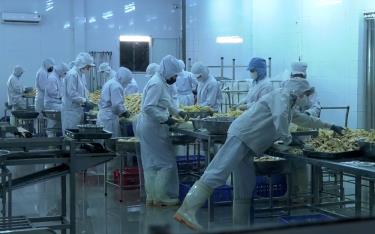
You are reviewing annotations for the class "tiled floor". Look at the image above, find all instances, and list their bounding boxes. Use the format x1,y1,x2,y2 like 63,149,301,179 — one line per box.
11,174,273,234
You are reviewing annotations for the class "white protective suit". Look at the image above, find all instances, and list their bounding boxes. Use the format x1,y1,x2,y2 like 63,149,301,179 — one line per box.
44,63,69,137
61,53,95,132
137,55,182,206
124,78,139,95
35,58,55,113
7,66,26,125
175,79,335,229
238,57,273,110
191,62,222,111
98,62,116,84
176,60,198,106
97,67,131,137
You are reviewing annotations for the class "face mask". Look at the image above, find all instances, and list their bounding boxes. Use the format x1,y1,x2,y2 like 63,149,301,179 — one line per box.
166,76,177,85
250,71,258,80
47,67,53,73
296,95,309,107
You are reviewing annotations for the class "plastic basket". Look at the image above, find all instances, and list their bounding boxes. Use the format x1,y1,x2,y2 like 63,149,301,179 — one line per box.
113,167,140,189
179,182,232,207
278,214,335,224
176,155,205,171
255,175,287,198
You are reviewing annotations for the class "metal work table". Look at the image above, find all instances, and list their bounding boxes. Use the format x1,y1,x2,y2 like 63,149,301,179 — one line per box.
272,149,375,217
0,137,115,234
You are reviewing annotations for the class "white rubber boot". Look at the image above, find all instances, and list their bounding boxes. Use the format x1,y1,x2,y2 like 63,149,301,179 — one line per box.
233,199,252,226
154,169,179,206
174,180,213,230
144,169,157,206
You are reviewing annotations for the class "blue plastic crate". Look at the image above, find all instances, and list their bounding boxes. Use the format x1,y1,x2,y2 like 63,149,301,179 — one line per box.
255,175,287,198
278,214,335,224
176,155,205,171
179,182,232,207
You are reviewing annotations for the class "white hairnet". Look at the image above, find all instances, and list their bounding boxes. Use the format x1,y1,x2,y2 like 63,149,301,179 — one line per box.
74,52,95,69
13,65,24,77
178,60,185,70
55,63,69,77
191,62,209,80
159,55,182,80
42,58,55,70
291,62,308,75
282,78,314,96
116,67,133,85
99,62,111,73
145,63,160,78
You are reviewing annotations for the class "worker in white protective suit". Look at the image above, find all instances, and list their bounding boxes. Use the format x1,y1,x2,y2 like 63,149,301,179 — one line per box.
137,55,186,206
145,63,179,108
61,52,96,133
7,65,26,125
176,60,198,106
281,62,322,199
191,62,223,112
98,62,116,83
123,71,139,96
174,79,345,230
97,67,131,137
35,58,55,113
236,57,273,110
287,62,321,117
44,63,69,137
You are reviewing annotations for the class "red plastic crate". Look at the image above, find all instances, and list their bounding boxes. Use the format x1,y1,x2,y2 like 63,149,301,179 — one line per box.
113,167,140,189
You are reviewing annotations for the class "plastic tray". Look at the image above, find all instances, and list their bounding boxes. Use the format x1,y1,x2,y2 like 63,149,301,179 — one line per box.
64,129,112,140
176,155,205,171
358,141,375,159
303,149,362,159
179,182,232,207
278,214,335,224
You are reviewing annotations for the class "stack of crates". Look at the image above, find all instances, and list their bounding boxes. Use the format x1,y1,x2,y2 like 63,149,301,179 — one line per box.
113,167,140,189
255,175,288,198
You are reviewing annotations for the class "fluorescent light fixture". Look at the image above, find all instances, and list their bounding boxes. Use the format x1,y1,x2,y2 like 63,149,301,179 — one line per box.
63,22,71,29
119,35,151,42
88,17,96,23
102,11,113,20
216,36,244,44
45,0,54,11
317,0,342,6
124,2,136,13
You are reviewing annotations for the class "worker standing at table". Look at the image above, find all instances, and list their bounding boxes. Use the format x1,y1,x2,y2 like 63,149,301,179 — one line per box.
97,67,131,137
61,52,96,133
7,65,26,126
176,60,197,106
137,55,186,206
236,57,273,110
191,62,222,112
174,78,344,230
44,63,69,137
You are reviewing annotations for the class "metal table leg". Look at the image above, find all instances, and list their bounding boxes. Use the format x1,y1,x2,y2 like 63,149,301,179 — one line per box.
70,173,76,234
119,154,124,202
207,137,214,223
369,180,374,217
104,162,108,196
1,167,6,217
61,175,67,234
355,176,362,217
7,169,11,219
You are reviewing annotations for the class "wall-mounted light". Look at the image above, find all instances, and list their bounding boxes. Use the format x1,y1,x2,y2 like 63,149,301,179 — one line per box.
216,36,244,44
119,35,151,42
